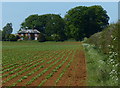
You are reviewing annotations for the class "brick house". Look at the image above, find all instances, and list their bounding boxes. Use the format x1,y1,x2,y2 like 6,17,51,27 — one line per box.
18,29,40,40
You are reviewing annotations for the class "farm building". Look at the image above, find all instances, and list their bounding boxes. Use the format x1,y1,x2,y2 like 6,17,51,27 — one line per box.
18,29,40,40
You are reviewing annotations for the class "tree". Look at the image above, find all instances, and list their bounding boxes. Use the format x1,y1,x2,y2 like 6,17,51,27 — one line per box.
45,14,66,41
9,34,18,41
21,14,39,29
38,33,46,42
84,5,109,37
21,14,67,41
64,5,109,40
2,23,13,40
51,34,60,42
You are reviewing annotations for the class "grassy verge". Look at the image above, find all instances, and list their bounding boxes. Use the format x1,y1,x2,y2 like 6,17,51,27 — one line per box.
83,43,118,86
83,22,119,86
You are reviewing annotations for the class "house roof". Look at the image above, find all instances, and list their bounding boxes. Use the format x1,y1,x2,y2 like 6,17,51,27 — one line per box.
18,29,40,34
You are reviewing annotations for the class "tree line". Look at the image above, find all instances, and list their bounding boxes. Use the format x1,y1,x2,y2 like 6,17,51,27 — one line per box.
1,5,109,41
1,23,19,41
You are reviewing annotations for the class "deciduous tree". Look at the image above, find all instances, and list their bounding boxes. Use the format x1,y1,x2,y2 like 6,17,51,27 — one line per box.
64,5,109,40
2,23,13,40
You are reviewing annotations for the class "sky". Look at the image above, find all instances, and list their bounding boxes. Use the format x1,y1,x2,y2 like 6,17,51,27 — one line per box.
1,2,119,34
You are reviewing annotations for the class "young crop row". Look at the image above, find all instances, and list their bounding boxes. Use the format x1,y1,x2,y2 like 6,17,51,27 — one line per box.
2,47,59,66
10,50,68,86
2,50,38,66
2,50,50,69
2,50,54,74
25,50,71,86
3,60,44,84
2,46,46,65
2,50,64,84
38,50,74,86
55,49,76,85
3,49,63,83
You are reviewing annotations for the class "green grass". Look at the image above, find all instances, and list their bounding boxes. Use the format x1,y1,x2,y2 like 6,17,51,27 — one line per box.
83,43,118,86
83,22,119,86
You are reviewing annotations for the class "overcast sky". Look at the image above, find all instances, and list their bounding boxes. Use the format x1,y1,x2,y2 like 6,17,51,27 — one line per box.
2,2,118,34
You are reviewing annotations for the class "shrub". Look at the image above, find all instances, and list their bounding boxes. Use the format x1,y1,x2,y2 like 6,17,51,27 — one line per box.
3,34,10,41
9,34,18,41
45,36,53,41
51,34,60,42
84,21,120,86
83,44,109,86
38,33,46,42
23,36,29,40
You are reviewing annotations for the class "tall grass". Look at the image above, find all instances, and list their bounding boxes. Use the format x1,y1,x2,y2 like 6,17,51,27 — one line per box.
83,44,111,86
83,21,119,86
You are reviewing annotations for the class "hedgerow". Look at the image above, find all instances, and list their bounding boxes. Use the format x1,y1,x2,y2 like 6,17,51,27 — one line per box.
84,21,120,86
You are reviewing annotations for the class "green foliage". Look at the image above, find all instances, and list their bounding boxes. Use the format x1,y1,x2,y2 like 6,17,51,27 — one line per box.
21,14,39,29
83,44,114,86
21,14,66,41
38,33,46,42
3,23,13,34
2,41,83,85
22,76,28,79
20,5,109,41
84,21,120,86
45,36,53,41
3,34,10,41
2,23,13,41
23,36,29,40
86,22,119,56
64,5,109,40
1,23,18,41
51,34,60,42
9,34,18,41
45,14,65,36
46,72,53,79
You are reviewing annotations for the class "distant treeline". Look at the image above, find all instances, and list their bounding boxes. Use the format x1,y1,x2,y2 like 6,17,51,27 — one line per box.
1,5,109,41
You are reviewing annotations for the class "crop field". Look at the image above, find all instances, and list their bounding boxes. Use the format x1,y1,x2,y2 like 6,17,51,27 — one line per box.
2,41,86,86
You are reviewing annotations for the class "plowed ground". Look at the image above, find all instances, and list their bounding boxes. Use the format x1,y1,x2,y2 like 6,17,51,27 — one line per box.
2,42,86,87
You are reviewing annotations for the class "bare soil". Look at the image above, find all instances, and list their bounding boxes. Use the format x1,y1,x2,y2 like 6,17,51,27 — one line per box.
2,43,87,87
2,50,63,86
57,49,86,86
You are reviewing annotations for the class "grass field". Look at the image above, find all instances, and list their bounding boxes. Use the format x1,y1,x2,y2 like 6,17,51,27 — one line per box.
2,41,86,86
